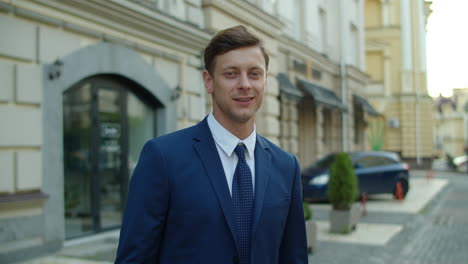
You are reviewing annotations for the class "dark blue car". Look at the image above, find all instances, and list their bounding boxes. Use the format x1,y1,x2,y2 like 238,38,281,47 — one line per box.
302,151,410,201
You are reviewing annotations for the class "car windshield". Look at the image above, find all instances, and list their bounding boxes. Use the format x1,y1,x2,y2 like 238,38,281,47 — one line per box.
310,154,337,169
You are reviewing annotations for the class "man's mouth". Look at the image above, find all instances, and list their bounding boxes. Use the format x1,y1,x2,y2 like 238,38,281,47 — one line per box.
234,97,254,102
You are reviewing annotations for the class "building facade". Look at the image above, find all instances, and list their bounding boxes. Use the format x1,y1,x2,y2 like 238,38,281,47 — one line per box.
0,0,210,262
364,0,434,167
248,0,374,167
0,0,373,262
434,88,468,159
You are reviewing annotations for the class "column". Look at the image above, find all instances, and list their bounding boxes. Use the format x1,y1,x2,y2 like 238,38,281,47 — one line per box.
400,0,413,93
315,105,324,158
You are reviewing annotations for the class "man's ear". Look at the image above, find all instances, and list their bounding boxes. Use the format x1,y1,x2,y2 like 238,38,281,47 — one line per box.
203,70,214,94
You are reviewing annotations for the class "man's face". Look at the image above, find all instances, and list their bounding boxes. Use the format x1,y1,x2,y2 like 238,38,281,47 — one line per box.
203,46,267,128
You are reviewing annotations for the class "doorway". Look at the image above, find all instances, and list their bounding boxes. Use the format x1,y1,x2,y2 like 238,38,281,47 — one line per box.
63,75,157,239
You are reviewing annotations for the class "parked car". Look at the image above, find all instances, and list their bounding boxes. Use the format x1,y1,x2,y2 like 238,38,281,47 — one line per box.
302,151,410,201
453,155,468,172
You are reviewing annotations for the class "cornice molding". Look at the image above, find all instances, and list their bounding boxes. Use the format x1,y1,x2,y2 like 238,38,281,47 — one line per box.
369,94,434,103
365,26,401,39
366,39,391,50
277,36,339,76
27,0,212,55
202,0,283,38
346,65,369,85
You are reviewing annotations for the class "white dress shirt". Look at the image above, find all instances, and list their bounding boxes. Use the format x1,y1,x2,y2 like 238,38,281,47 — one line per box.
207,113,256,196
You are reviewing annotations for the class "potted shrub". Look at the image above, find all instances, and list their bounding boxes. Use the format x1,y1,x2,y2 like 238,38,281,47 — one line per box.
303,202,317,253
327,152,360,234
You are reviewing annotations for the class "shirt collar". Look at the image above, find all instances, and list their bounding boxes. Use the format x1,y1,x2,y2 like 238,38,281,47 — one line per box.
207,112,256,159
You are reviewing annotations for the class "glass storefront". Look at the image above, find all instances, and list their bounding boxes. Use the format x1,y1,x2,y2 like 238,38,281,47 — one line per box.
63,76,156,239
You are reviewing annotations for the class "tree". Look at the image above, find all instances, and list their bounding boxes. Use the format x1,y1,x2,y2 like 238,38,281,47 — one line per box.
327,152,359,210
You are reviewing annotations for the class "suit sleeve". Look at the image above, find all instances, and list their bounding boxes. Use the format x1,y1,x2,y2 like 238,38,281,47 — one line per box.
278,155,308,264
115,140,169,263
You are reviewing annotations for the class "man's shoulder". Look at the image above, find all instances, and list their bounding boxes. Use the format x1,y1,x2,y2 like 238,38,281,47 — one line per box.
151,122,201,146
257,134,295,161
257,134,300,176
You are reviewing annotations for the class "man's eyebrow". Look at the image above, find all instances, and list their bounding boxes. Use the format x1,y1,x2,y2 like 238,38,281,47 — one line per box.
249,66,265,72
221,66,238,71
220,65,265,71
250,66,264,69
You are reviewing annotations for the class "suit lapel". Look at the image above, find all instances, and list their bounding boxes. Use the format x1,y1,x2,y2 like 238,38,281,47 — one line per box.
251,136,272,238
192,119,273,249
192,119,238,250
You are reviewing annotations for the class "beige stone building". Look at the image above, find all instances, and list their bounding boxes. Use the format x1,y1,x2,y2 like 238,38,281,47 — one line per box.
204,0,375,168
1,1,209,262
434,88,468,158
0,0,374,262
364,0,434,167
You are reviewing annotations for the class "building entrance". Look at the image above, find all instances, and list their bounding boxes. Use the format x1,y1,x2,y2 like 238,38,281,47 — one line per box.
63,76,156,238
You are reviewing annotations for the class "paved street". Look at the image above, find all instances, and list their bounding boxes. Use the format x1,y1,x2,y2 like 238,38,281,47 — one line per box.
20,170,468,264
309,170,468,264
392,170,468,264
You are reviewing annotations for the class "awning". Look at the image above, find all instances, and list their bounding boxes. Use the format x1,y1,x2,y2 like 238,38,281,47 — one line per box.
277,73,303,99
353,95,379,116
296,78,347,111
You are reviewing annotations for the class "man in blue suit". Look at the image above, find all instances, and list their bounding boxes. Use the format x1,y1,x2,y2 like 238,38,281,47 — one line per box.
115,25,308,264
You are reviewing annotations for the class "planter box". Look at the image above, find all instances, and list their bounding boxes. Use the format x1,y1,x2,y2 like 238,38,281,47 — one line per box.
305,220,317,253
329,203,360,234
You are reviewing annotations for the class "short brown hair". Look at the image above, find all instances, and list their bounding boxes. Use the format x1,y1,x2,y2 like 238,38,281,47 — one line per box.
203,25,269,75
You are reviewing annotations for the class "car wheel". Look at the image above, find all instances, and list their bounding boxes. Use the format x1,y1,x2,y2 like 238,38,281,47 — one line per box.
393,178,409,199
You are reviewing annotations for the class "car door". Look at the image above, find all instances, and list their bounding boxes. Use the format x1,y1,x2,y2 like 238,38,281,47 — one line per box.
354,156,384,194
377,156,401,192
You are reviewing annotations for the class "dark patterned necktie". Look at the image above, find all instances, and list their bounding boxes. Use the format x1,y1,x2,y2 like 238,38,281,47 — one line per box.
232,144,254,264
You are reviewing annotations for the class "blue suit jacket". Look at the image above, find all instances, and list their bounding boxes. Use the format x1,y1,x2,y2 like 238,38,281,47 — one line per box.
115,118,308,264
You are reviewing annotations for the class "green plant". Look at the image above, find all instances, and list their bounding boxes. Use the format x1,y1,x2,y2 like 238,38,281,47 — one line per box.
341,227,350,234
327,152,359,210
303,202,313,221
368,118,385,151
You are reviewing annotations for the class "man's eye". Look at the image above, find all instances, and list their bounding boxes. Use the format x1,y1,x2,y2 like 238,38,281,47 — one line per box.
224,72,237,78
250,71,262,78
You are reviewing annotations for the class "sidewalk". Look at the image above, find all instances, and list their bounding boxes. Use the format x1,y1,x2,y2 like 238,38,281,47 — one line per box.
308,169,468,264
20,170,462,264
22,257,111,264
308,173,448,247
21,231,119,264
391,170,468,264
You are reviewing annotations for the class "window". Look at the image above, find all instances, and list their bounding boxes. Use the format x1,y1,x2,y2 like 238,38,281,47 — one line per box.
292,0,302,40
349,23,359,66
365,0,382,28
311,153,337,169
63,75,157,238
323,109,332,144
366,51,384,82
355,156,380,168
355,155,397,168
354,103,364,144
319,8,327,53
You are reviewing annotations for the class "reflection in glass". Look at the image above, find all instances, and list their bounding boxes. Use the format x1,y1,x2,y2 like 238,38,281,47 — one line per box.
64,83,93,238
98,88,123,230
127,92,155,178
63,77,156,238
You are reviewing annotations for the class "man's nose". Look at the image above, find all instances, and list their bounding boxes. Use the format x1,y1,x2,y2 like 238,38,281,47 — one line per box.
239,72,251,89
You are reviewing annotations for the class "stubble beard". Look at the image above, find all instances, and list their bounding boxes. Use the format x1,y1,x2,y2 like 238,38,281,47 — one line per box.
213,99,261,127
